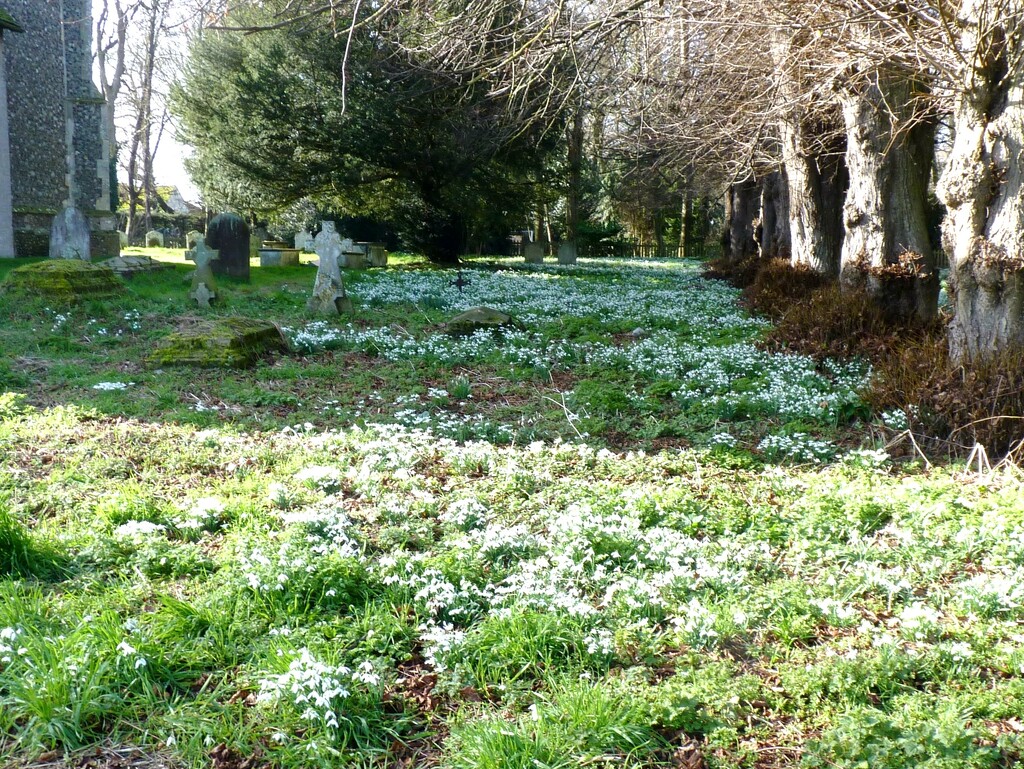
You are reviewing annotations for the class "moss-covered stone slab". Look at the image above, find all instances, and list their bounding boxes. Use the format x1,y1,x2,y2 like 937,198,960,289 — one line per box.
1,259,121,303
101,255,163,277
148,317,288,369
445,306,524,335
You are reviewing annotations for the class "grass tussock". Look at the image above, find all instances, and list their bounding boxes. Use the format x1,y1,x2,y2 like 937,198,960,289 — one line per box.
0,501,66,580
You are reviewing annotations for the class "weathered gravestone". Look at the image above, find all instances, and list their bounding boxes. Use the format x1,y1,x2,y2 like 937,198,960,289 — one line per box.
446,306,524,335
118,231,129,248
523,242,544,264
337,238,365,269
145,230,164,248
186,230,203,248
295,229,311,251
206,212,251,281
366,243,388,267
308,222,352,315
148,317,288,368
186,235,219,309
49,207,91,261
101,254,163,278
557,241,578,265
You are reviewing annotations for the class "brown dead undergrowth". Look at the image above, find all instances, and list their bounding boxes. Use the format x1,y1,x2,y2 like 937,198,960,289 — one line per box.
707,256,1024,458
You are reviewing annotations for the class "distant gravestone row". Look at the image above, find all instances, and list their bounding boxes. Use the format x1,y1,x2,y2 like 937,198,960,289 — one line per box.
523,239,578,265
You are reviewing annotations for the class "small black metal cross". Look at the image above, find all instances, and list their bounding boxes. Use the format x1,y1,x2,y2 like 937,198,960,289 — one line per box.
449,270,471,293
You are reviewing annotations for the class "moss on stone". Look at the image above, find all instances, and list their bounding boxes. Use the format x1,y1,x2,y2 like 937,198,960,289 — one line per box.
0,9,24,33
446,306,524,335
2,259,121,303
148,317,288,369
92,230,121,259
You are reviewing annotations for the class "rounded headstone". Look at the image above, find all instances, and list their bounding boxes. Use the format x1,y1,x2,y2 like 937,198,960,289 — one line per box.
523,242,544,264
145,230,164,248
557,241,578,265
206,213,251,281
49,207,91,261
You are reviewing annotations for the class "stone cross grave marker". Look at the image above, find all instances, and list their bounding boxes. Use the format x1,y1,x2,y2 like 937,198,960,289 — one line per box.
187,235,219,308
308,221,351,314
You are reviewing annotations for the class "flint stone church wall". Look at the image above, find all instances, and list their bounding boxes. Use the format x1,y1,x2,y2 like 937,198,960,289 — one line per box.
3,0,114,257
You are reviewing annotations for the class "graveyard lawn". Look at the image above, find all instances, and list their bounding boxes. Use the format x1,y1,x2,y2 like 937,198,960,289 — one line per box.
1,251,1023,769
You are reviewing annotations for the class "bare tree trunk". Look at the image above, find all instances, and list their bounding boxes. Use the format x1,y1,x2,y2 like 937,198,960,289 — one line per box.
726,178,759,263
566,109,584,243
780,113,846,277
141,5,158,236
534,206,548,253
126,119,143,239
758,170,790,259
937,4,1024,363
680,189,693,258
773,30,846,277
839,72,938,323
95,0,135,215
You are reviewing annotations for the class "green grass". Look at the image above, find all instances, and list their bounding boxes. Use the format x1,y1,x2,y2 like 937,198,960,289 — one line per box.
0,251,1022,768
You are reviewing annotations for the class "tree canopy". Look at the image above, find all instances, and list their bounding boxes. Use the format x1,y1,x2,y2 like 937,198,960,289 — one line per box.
173,1,570,261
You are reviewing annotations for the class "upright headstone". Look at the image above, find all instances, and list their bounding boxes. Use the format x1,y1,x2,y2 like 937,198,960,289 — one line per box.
118,231,129,248
250,225,269,261
186,235,219,309
367,244,388,267
49,207,91,261
186,230,203,248
557,241,578,265
523,242,544,264
145,230,164,248
308,222,351,315
295,228,311,251
206,212,251,281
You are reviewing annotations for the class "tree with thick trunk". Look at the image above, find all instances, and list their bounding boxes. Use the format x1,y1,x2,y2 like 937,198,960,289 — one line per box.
772,30,847,277
778,113,846,277
937,1,1024,362
566,109,585,245
724,177,759,263
757,170,790,260
838,66,938,323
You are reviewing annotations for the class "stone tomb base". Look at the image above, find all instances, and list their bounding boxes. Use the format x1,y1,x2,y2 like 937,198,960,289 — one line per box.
148,317,288,368
258,247,302,267
101,255,163,277
2,259,121,303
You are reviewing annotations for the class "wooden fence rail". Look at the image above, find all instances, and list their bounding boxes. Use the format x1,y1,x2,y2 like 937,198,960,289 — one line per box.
509,241,719,260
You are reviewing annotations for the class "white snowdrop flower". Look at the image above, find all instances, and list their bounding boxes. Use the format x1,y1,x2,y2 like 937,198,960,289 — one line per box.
116,641,137,656
114,521,166,538
92,381,132,391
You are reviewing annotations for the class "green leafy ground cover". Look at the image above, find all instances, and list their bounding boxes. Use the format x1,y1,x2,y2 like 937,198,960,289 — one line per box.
1,252,1022,768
